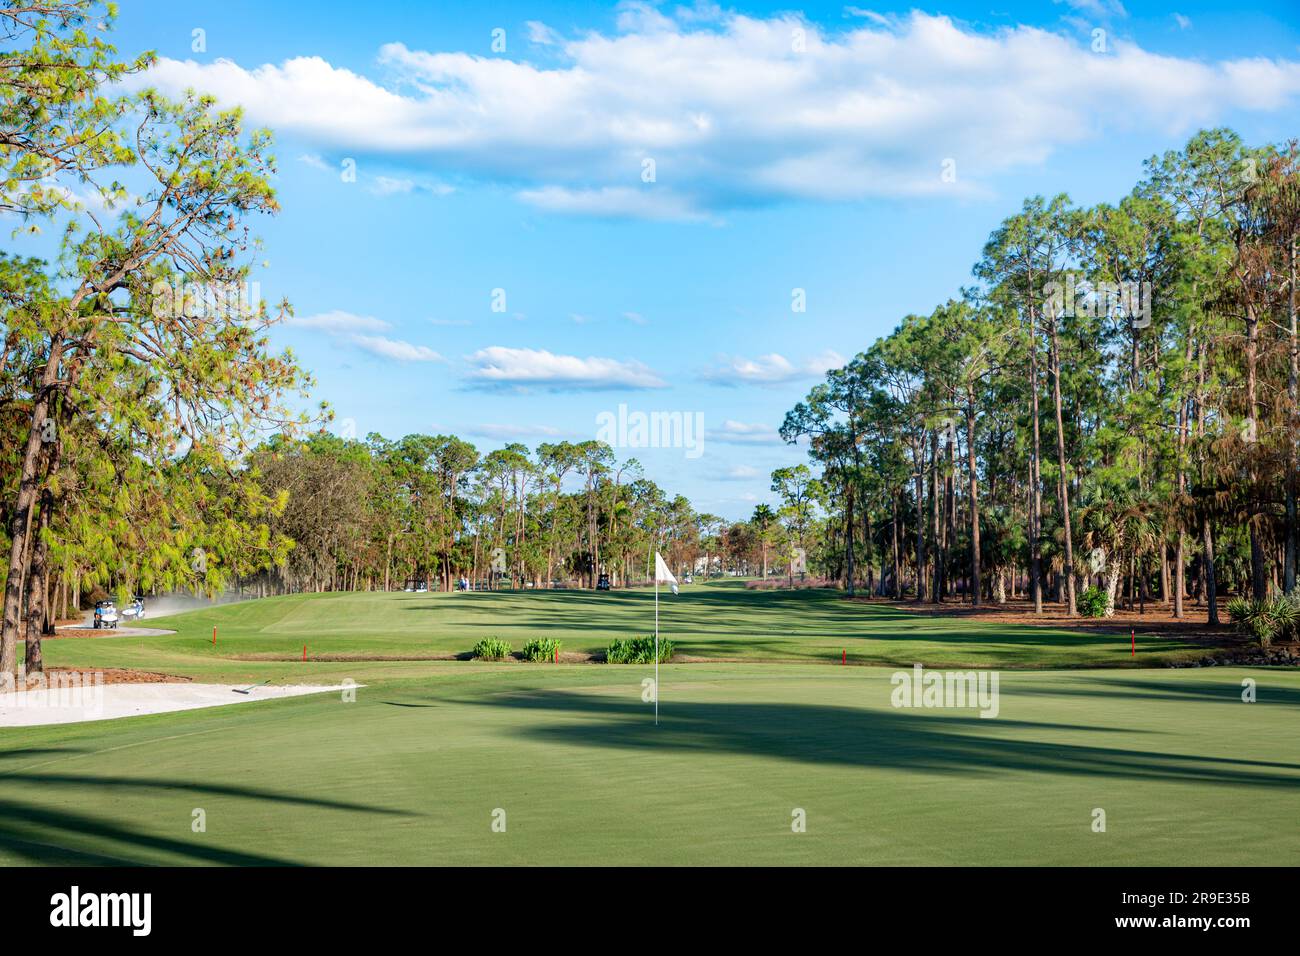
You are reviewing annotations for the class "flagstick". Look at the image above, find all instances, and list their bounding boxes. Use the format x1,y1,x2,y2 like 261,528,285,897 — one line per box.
654,576,660,727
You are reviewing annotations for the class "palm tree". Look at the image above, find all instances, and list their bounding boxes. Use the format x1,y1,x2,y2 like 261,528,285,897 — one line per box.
1078,486,1159,616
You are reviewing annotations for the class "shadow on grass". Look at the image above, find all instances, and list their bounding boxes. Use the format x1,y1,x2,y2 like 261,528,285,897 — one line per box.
0,748,87,762
465,690,1300,790
0,797,299,865
1014,675,1300,707
0,750,414,866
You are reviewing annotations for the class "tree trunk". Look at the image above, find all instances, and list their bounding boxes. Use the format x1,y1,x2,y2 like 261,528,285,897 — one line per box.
1104,560,1121,617
1244,300,1267,601
966,398,982,607
914,442,926,602
1287,235,1298,593
1028,335,1044,614
1202,518,1219,626
1,339,63,681
930,430,941,603
844,484,856,596
23,495,53,676
1048,312,1077,616
944,421,956,600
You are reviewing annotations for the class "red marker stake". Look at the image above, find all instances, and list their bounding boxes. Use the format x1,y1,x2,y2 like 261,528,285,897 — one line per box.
303,644,307,662
212,626,216,646
842,649,846,665
554,647,558,664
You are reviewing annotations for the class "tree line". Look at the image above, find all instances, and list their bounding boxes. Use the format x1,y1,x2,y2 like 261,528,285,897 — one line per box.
782,129,1299,622
238,433,794,596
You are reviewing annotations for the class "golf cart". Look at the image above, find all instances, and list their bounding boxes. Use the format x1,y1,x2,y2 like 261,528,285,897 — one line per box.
93,600,119,629
120,596,145,622
596,573,611,591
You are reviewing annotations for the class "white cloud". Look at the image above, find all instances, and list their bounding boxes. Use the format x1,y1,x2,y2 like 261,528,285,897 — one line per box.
844,7,894,27
467,422,566,440
369,175,414,196
350,334,444,362
707,420,784,444
1056,0,1127,18
1173,13,1192,30
717,464,762,480
289,312,446,363
367,175,455,197
297,153,330,171
517,185,711,223
702,350,844,386
288,310,390,333
134,11,1300,217
465,346,667,391
622,311,647,325
526,21,562,46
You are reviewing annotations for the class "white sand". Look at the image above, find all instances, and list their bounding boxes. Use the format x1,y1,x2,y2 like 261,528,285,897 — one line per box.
0,682,350,727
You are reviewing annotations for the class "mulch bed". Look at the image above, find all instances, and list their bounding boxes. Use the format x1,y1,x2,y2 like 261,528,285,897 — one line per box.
849,596,1238,639
15,667,189,687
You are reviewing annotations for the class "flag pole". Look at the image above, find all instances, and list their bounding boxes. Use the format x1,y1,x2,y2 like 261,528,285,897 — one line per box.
654,575,660,727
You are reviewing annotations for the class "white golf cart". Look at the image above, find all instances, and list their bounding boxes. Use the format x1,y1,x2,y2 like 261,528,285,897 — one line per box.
93,600,119,629
120,596,145,622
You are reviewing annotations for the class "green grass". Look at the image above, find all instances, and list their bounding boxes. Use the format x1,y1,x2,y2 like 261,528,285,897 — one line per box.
1,663,1297,865
3,582,1291,866
29,579,1226,684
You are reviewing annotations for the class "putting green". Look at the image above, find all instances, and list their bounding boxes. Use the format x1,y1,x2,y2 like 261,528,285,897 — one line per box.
0,663,1296,865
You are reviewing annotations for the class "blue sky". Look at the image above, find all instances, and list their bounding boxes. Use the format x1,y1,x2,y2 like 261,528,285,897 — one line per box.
62,2,1300,517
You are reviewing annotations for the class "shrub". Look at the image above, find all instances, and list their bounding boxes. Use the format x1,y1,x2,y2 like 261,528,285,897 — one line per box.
1077,586,1109,619
522,637,562,662
472,637,513,660
606,635,674,664
1227,594,1300,647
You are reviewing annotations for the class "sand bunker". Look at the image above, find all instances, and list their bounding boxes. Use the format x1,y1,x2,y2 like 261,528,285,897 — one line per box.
0,682,350,727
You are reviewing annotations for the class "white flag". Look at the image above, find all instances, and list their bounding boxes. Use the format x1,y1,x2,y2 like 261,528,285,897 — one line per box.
654,552,679,595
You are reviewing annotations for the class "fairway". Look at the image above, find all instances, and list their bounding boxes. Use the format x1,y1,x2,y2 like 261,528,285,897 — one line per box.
2,585,1296,866
27,580,1229,681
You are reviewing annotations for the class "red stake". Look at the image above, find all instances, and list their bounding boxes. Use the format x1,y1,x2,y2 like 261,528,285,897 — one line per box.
303,644,307,662
212,626,216,646
554,647,558,664
842,649,846,665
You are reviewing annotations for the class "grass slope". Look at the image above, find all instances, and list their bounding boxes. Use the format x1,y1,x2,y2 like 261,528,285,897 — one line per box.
1,663,1297,865
31,580,1224,683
